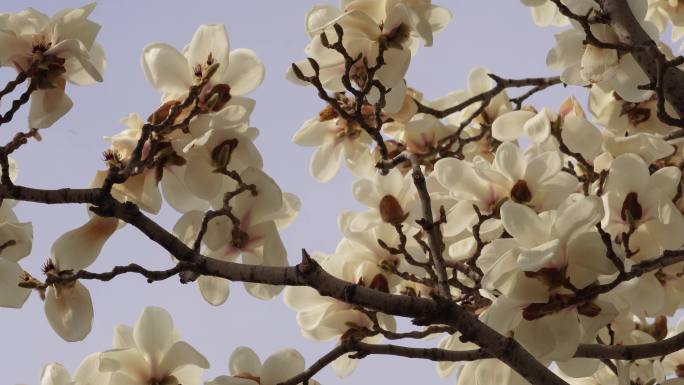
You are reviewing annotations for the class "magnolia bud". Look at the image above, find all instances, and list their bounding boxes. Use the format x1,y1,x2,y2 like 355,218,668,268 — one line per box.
379,195,406,224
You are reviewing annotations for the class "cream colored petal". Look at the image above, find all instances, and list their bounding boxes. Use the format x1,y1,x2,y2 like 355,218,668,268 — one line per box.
44,282,93,342
51,216,118,271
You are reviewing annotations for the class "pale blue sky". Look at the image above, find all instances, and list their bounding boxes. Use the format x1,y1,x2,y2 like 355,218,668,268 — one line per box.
0,1,574,384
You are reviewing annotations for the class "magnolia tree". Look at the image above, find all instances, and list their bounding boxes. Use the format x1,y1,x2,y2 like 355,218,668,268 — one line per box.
6,1,684,385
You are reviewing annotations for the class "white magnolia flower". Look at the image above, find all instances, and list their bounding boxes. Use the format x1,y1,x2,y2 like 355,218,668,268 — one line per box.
0,3,105,128
179,123,262,201
44,215,118,341
601,154,684,257
289,2,419,112
142,24,264,121
18,357,111,385
435,142,578,216
546,0,654,102
589,86,679,136
90,113,165,214
99,306,209,385
173,167,290,302
347,167,416,231
293,113,373,182
207,346,321,385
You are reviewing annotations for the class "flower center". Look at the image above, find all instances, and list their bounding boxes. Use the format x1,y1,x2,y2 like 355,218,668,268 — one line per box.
620,192,642,222
510,179,532,203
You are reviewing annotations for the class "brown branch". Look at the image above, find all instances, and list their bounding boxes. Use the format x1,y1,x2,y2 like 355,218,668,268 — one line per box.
279,341,486,385
42,262,191,286
0,82,36,125
0,181,579,385
414,75,562,119
0,71,28,101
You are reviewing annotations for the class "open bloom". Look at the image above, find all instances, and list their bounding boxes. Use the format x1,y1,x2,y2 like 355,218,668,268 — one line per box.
43,215,118,341
207,346,321,385
99,306,209,385
142,24,264,121
601,153,684,258
0,3,105,128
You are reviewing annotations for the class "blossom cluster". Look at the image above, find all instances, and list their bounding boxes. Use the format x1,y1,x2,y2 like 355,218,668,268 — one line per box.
17,306,320,385
4,1,684,385
288,0,684,384
0,5,300,344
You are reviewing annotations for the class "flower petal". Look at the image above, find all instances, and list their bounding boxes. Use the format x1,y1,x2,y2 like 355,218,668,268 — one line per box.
44,282,93,342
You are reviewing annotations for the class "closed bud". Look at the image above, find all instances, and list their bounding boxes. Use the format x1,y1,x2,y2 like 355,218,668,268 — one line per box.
379,194,406,224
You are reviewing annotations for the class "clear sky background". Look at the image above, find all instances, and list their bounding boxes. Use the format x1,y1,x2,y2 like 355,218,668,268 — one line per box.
0,1,577,384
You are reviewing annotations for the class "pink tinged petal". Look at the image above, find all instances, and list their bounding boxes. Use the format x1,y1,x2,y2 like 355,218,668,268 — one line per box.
229,346,262,376
500,201,548,248
260,349,305,385
40,363,72,385
51,216,118,271
184,24,230,73
29,88,73,129
580,44,619,84
0,258,30,308
48,39,102,82
161,165,209,214
495,142,524,181
65,42,106,86
311,139,344,182
236,168,283,222
198,275,230,306
523,108,551,143
222,49,265,96
491,110,534,142
44,281,93,342
159,340,210,375
141,43,192,94
133,306,175,363
561,116,602,160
